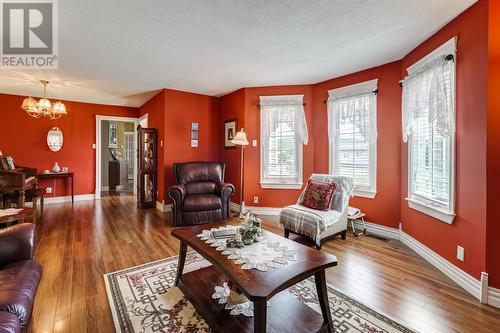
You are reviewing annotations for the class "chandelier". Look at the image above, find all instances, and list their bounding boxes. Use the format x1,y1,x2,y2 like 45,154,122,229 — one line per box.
21,80,67,120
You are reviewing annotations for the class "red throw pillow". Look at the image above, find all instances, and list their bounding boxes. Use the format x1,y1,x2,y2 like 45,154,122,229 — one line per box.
299,179,337,211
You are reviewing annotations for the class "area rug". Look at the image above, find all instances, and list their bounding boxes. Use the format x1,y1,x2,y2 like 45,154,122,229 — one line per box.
104,252,417,333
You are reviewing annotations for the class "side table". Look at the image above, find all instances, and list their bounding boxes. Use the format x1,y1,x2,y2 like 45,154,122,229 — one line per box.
348,212,366,237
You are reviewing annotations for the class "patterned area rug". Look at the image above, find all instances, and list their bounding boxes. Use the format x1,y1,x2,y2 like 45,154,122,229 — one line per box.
104,252,417,333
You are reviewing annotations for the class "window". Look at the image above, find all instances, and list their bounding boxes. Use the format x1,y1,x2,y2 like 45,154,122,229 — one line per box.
403,37,456,224
327,79,378,198
260,95,308,189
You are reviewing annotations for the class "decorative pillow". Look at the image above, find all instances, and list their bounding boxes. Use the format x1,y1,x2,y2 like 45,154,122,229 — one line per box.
299,179,337,211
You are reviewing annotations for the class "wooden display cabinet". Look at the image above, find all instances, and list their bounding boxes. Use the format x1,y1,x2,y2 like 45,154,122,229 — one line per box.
137,126,157,208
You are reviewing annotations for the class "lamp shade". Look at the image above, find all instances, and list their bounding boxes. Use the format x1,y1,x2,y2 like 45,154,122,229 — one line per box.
38,98,52,110
52,101,67,114
231,128,249,146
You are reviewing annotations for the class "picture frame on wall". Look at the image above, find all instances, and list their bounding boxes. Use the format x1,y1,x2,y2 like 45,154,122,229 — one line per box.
224,119,237,148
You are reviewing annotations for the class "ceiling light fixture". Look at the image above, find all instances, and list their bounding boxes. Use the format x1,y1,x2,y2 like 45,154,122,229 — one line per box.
21,80,67,120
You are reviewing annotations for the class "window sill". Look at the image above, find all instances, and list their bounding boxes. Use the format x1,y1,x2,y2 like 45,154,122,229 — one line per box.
405,197,455,224
260,182,303,190
353,189,377,199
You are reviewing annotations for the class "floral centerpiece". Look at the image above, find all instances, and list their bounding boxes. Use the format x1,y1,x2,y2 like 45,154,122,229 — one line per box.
226,212,262,248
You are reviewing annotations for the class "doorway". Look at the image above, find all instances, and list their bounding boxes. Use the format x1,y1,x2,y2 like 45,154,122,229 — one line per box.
95,115,141,199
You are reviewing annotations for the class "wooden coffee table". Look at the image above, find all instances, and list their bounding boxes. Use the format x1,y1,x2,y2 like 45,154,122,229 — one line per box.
171,219,337,333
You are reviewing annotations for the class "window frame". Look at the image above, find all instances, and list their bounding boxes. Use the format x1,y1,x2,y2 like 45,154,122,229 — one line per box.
328,79,378,199
405,37,457,224
259,95,304,189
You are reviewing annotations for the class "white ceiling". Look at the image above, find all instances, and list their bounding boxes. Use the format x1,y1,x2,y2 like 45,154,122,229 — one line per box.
0,0,477,107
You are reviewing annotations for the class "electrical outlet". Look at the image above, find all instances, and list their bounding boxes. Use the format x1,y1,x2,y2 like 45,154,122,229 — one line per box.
253,196,259,204
160,140,163,147
252,139,257,147
92,143,96,149
457,246,465,262
46,187,53,194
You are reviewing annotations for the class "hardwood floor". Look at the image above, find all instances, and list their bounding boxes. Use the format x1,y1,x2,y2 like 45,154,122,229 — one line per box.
29,196,500,333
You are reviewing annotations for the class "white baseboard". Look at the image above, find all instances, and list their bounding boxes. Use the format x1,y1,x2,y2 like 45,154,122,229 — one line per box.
230,202,281,216
156,201,172,212
43,194,95,205
400,231,481,300
488,287,500,308
353,220,400,239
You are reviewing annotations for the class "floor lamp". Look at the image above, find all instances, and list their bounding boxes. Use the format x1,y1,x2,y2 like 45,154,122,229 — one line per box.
231,128,249,218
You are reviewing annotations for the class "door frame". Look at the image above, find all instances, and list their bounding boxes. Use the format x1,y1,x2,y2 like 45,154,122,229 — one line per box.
123,131,135,180
95,115,139,199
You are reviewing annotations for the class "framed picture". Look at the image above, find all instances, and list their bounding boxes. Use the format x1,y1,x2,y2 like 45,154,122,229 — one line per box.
191,122,199,131
224,119,237,148
108,122,118,148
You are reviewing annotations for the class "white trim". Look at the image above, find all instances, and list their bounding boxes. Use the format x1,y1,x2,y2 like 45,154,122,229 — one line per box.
138,113,148,127
95,115,139,200
405,198,455,224
400,231,481,300
481,272,489,303
230,202,282,216
353,189,377,199
328,79,377,196
101,186,109,191
328,78,378,99
353,220,400,239
406,37,457,224
259,94,304,189
156,201,172,212
43,194,95,205
488,287,500,308
406,37,457,75
259,182,303,189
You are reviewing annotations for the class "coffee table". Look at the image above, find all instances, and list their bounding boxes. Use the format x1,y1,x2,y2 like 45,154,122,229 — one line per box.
171,218,337,333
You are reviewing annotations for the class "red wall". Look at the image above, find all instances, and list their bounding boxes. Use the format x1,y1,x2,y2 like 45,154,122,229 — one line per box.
400,0,488,280
163,89,220,200
139,89,220,204
487,0,500,288
219,89,246,204
0,93,138,197
138,90,165,201
312,62,402,228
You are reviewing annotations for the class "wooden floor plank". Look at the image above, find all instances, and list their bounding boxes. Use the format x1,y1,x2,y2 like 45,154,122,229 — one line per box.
27,196,500,333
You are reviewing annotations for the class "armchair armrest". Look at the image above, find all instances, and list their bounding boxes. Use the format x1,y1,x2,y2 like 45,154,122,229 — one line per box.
216,183,235,219
0,223,35,266
168,184,186,204
215,183,235,199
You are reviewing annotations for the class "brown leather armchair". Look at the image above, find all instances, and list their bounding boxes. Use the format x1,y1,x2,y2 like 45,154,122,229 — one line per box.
168,162,235,226
0,223,42,333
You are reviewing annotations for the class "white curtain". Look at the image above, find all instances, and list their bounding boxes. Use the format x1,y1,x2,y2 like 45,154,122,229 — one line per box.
402,56,455,143
259,95,308,145
327,92,377,145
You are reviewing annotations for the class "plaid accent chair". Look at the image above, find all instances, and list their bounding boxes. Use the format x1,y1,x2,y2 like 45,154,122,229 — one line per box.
279,174,353,250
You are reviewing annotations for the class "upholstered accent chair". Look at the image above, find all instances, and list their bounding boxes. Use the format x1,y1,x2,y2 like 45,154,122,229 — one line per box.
168,162,235,226
279,174,353,250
